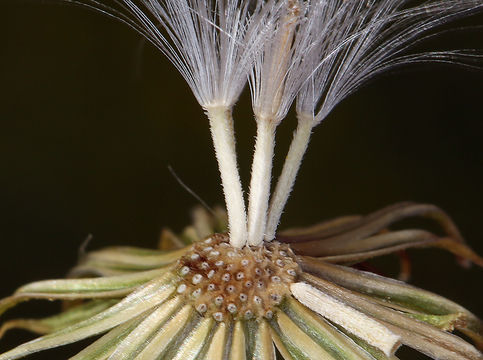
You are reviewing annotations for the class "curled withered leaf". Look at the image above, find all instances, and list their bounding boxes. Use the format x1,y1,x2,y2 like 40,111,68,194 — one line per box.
280,202,465,253
315,238,481,266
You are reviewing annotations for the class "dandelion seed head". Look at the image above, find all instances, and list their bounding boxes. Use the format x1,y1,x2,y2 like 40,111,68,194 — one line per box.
2,0,483,358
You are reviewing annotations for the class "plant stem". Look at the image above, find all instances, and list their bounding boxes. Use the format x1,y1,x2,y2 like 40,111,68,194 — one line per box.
265,114,313,241
206,106,247,248
247,117,276,246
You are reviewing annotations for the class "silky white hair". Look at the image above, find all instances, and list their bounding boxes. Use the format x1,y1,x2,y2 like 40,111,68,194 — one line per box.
296,1,482,123
75,0,286,108
68,0,482,246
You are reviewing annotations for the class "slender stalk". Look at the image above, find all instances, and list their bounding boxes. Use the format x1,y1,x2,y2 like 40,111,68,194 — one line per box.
206,106,247,248
247,118,277,246
265,114,313,241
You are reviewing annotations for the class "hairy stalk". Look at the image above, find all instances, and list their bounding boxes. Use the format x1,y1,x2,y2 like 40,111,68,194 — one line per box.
206,106,247,248
247,118,277,246
266,113,313,241
248,2,301,246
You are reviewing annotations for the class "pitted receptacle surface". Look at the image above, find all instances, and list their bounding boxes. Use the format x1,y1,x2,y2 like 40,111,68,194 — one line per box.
175,234,299,321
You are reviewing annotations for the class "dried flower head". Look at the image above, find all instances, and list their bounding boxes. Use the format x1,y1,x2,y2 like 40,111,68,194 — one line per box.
0,205,482,359
1,0,483,359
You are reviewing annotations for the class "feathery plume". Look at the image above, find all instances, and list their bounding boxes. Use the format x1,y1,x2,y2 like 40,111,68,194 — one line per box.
81,0,284,248
265,0,483,241
247,0,311,246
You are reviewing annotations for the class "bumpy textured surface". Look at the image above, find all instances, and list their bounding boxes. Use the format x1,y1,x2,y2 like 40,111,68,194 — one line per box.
175,234,299,321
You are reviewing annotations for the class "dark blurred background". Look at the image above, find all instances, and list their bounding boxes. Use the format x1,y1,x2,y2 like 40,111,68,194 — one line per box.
1,3,482,359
